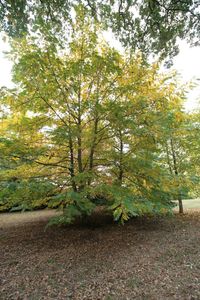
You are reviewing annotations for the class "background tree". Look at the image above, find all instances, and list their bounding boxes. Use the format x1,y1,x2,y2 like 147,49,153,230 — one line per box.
158,100,200,213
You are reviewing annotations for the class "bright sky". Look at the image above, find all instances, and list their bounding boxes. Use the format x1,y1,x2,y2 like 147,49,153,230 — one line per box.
172,40,200,111
0,35,200,111
0,37,13,88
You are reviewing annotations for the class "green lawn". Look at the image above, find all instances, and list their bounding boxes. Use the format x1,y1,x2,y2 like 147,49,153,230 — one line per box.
174,198,200,210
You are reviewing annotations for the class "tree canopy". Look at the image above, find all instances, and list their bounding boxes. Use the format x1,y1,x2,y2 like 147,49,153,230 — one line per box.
1,11,199,224
0,1,200,62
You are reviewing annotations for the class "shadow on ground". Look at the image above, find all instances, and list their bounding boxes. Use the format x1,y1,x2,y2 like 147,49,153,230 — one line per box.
1,210,200,299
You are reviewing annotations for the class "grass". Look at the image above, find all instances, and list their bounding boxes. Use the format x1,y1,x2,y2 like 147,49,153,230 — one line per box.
0,209,60,227
174,198,200,210
0,208,200,299
181,198,200,209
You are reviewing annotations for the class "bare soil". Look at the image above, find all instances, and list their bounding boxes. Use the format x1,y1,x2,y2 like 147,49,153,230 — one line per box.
0,210,200,300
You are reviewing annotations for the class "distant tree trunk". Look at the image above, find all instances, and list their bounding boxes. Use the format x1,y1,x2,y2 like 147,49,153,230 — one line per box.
68,129,77,192
118,129,124,185
77,78,84,191
178,197,184,214
88,115,98,186
88,79,100,186
165,143,173,174
170,138,184,214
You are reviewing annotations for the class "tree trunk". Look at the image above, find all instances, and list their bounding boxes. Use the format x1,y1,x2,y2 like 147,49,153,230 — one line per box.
75,76,85,192
88,116,98,185
170,138,184,214
68,132,77,192
178,198,184,214
88,80,100,186
165,142,173,174
118,130,124,185
67,114,77,192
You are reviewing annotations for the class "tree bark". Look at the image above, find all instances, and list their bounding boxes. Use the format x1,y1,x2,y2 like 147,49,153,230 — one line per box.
68,116,77,192
89,116,98,169
77,82,83,175
178,197,184,214
88,77,100,186
118,129,124,185
68,132,77,192
170,138,184,214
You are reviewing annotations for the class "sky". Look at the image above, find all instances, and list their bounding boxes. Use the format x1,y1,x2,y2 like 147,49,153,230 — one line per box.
0,34,200,111
0,37,13,88
172,40,200,111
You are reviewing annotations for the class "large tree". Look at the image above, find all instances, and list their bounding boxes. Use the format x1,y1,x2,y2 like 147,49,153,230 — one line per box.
1,11,196,223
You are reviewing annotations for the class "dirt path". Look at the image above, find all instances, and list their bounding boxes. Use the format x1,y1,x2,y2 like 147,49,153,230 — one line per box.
1,211,200,299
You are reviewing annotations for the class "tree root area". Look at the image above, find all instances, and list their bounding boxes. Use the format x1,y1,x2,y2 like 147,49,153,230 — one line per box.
1,210,200,299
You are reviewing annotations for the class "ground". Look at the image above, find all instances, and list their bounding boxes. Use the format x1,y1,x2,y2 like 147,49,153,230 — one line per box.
0,202,200,300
